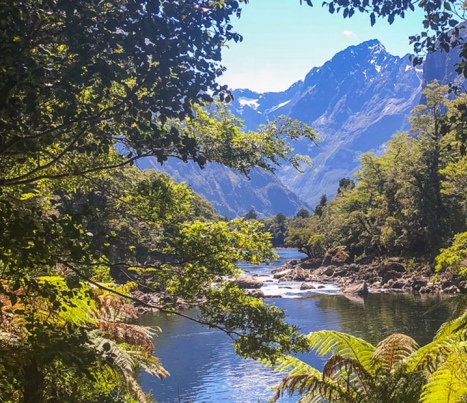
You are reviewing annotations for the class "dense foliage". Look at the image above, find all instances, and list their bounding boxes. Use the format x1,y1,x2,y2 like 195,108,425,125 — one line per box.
269,311,467,403
285,81,467,262
267,81,467,403
0,1,320,401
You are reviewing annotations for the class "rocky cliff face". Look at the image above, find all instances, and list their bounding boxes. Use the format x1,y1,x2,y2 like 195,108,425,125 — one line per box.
231,39,423,206
145,39,463,217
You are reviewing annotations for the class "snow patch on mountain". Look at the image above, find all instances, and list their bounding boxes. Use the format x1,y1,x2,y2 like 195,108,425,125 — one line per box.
238,97,259,110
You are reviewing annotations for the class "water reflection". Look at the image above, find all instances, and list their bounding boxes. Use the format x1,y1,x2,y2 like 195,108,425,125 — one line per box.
310,293,451,346
139,293,451,403
139,250,453,402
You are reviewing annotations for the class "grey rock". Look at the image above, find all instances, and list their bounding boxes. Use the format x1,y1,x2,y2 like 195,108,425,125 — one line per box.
235,276,263,289
343,282,369,296
322,246,351,267
247,289,265,298
443,285,460,294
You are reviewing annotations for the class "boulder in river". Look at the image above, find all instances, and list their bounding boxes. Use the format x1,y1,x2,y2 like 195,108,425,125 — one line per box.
300,258,322,270
378,260,406,275
246,289,265,298
343,281,369,296
235,276,263,289
300,283,316,290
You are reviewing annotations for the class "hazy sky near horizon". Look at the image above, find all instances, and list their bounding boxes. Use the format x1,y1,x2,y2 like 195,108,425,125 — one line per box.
217,1,425,93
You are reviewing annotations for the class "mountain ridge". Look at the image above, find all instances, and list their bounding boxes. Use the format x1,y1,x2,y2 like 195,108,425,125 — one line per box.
230,39,423,207
146,38,460,217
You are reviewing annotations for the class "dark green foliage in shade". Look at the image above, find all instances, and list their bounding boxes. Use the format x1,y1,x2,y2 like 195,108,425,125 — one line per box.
295,208,311,219
285,81,467,261
0,2,322,400
260,213,289,247
314,195,327,217
244,209,258,220
0,0,244,185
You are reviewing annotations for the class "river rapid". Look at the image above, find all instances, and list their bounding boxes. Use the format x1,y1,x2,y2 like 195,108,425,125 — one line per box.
138,250,452,403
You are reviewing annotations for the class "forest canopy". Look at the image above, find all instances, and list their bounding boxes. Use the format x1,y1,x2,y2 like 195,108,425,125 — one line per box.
4,0,467,401
0,1,318,401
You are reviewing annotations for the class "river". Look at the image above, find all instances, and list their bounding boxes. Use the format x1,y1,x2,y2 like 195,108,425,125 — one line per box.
138,250,452,403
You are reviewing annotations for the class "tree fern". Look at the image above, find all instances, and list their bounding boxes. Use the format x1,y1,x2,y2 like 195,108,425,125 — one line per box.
435,308,467,340
372,333,419,370
270,355,321,377
267,331,427,403
266,355,323,401
307,330,376,372
420,342,467,403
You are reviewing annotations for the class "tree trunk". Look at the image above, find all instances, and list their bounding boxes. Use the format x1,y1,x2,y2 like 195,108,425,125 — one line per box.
23,361,44,403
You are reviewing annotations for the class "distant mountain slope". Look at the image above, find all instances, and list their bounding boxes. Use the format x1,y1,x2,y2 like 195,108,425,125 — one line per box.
144,39,466,217
231,39,423,206
137,158,307,218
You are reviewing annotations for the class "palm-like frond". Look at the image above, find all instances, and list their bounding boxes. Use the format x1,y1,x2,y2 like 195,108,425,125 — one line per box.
91,335,167,403
307,330,376,372
274,373,355,403
126,349,169,379
97,321,157,356
323,354,374,396
436,308,467,340
420,341,467,403
372,333,419,370
266,354,323,401
270,355,321,377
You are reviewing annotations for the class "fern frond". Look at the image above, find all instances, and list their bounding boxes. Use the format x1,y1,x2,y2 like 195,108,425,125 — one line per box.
420,344,467,403
274,373,322,402
269,355,322,378
92,336,135,373
323,354,374,396
299,377,355,403
405,335,463,373
126,349,169,379
123,373,148,403
97,321,156,355
265,355,322,402
307,330,376,372
436,309,467,340
372,333,419,370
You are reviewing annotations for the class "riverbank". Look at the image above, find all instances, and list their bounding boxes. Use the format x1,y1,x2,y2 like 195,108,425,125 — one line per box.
132,248,465,314
270,255,466,296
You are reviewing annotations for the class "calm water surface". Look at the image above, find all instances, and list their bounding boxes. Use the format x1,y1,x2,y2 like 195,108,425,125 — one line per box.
138,250,452,403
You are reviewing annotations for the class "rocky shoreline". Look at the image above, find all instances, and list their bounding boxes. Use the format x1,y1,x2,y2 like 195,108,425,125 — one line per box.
238,247,467,298
133,247,466,313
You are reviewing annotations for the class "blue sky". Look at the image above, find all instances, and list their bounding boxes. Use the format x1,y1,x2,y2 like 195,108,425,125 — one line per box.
218,0,425,92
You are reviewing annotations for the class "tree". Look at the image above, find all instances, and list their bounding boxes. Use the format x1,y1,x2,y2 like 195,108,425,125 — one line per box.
269,310,467,402
0,1,323,396
337,178,355,195
244,209,258,220
0,278,168,403
261,213,288,247
285,215,326,258
314,195,327,217
0,0,245,186
295,208,311,219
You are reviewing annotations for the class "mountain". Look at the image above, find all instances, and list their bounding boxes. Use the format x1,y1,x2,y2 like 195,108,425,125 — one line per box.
145,39,426,217
231,39,423,206
136,158,307,218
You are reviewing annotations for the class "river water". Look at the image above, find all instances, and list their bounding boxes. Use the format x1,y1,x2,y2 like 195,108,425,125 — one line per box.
138,250,452,403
